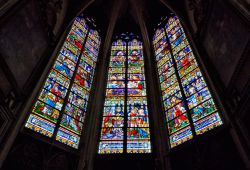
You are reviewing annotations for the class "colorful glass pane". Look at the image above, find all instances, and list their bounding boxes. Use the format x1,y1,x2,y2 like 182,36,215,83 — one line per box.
167,113,190,134
154,15,223,148
32,101,60,123
26,17,100,149
98,36,151,154
103,106,124,116
56,127,80,149
100,128,124,140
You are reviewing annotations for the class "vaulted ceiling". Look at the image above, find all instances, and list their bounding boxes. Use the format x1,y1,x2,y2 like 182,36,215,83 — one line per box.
51,0,195,41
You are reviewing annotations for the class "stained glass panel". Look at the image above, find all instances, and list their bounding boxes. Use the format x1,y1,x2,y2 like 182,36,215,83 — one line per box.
98,36,151,154
153,15,223,148
25,17,101,149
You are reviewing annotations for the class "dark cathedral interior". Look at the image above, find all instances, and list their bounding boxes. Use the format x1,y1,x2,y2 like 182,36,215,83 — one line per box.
0,0,249,170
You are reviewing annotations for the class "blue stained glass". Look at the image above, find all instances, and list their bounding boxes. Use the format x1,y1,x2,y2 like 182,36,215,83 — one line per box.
25,114,56,138
60,47,79,63
57,54,76,71
174,45,191,60
163,91,183,109
98,141,123,154
128,74,145,81
103,106,124,116
108,73,125,81
154,15,223,149
172,34,186,47
56,127,80,149
158,61,175,76
68,92,88,109
101,128,124,140
44,79,68,99
106,89,125,97
127,105,148,117
128,117,149,127
186,87,211,109
88,29,101,44
26,17,100,150
168,113,190,134
183,77,207,97
194,112,222,135
169,28,184,42
102,117,124,128
32,101,60,123
104,97,125,106
47,69,71,88
176,52,195,70
60,114,83,134
71,83,89,99
107,81,125,88
71,24,87,38
80,57,96,69
99,36,151,154
65,102,85,122
53,61,74,78
67,31,84,50
128,88,147,97
172,39,189,55
64,41,81,56
127,128,150,139
38,89,64,110
191,99,217,122
85,42,98,56
162,82,180,99
127,140,151,153
79,60,94,74
169,126,193,148
128,49,143,56
166,102,186,121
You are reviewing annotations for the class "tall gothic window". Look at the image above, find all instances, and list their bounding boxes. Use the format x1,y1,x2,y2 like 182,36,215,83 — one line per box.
25,17,101,149
153,15,223,148
98,33,151,154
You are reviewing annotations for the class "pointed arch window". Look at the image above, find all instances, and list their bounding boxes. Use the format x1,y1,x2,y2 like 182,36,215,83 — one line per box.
98,33,151,154
25,17,101,149
153,16,223,148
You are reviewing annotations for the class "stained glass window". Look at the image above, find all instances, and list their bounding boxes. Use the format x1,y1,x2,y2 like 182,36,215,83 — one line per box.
25,17,101,149
153,15,223,148
98,33,151,154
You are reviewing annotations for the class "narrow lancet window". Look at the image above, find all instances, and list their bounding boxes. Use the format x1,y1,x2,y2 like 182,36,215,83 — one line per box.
153,16,223,148
98,33,151,154
25,17,101,149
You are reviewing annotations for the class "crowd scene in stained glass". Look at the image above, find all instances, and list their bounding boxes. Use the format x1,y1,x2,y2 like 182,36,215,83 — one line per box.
98,35,151,154
153,15,223,148
25,17,101,149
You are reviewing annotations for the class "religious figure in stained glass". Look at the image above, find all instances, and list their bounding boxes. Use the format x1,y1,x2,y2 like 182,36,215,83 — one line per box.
153,15,223,148
25,17,101,149
98,34,151,154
